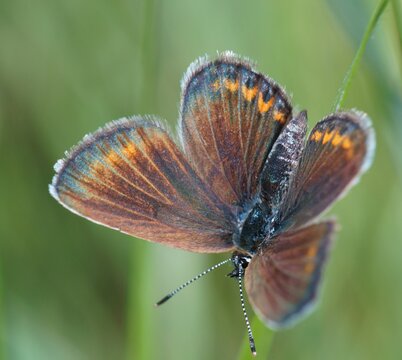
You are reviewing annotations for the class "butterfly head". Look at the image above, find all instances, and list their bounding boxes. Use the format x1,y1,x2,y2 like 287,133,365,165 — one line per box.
227,251,252,278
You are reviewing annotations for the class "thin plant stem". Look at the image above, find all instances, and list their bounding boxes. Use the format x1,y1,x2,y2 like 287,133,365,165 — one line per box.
0,267,4,360
334,0,390,111
391,0,402,78
126,0,158,359
238,1,390,359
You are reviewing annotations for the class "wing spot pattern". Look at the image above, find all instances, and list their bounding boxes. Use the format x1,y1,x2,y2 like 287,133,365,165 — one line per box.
122,143,138,157
304,262,315,274
310,130,323,142
258,92,274,113
224,78,239,92
211,79,220,92
106,150,120,164
273,111,286,124
311,129,353,155
342,137,352,149
242,84,258,101
331,132,343,146
306,245,318,258
322,130,334,144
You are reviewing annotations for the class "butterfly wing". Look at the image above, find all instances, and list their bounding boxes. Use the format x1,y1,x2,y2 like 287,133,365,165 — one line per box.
245,221,336,328
179,52,293,206
274,111,375,233
50,116,237,253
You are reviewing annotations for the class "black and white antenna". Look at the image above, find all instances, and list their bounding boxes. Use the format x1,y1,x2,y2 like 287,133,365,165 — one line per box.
155,258,231,306
238,265,257,356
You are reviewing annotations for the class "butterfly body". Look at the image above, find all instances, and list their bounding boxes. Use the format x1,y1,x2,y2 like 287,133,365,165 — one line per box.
233,199,270,254
234,109,309,255
50,52,375,331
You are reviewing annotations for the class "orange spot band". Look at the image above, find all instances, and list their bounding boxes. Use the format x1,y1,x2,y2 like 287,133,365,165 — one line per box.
331,132,343,146
211,80,220,92
224,79,239,92
258,92,274,113
242,85,258,101
273,111,285,123
311,130,323,142
342,137,352,149
322,130,334,144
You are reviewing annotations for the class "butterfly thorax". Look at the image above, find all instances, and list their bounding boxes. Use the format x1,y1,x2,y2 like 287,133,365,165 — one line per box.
233,201,273,255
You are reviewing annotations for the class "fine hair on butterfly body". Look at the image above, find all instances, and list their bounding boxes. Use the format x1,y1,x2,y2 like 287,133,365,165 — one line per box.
50,51,375,355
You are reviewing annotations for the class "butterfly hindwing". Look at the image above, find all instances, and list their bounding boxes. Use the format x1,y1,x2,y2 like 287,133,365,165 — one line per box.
275,111,375,232
245,221,336,328
179,52,292,206
50,116,236,253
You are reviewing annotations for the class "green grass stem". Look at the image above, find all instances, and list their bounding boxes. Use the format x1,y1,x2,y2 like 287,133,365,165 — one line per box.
0,266,4,360
392,0,402,77
334,0,390,111
126,0,158,359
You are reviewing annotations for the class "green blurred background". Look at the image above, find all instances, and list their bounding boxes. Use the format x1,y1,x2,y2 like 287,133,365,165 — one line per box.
1,0,401,359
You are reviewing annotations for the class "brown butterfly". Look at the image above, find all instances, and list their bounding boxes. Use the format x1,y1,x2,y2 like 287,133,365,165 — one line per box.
50,52,375,355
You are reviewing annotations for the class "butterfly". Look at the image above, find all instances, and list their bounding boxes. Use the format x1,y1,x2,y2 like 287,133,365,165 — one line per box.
49,51,375,355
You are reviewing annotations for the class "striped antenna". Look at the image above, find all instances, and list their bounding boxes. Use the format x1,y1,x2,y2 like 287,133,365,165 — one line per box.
238,265,257,356
155,258,231,307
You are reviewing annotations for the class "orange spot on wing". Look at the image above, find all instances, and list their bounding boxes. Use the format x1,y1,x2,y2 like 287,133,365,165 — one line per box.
211,80,220,92
91,160,103,173
331,132,343,146
304,245,318,274
342,137,354,159
322,130,334,144
122,143,137,158
307,245,318,258
106,151,120,164
273,111,286,123
342,137,352,149
311,130,323,142
224,79,239,92
304,262,315,274
258,92,274,113
242,85,258,101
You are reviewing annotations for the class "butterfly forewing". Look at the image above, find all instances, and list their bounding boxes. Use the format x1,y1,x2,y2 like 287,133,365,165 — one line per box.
245,221,336,328
50,116,236,253
275,111,375,233
180,52,292,206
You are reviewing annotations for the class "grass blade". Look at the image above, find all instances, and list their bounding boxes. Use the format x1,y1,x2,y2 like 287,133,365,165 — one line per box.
0,266,4,360
334,0,390,111
126,0,159,359
392,0,402,76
